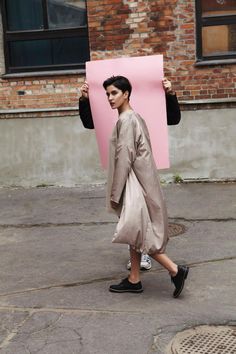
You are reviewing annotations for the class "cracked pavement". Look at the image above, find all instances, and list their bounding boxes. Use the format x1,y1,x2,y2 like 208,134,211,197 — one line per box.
0,183,235,353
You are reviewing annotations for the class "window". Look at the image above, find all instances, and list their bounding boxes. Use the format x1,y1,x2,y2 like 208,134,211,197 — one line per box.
1,0,90,73
196,0,236,63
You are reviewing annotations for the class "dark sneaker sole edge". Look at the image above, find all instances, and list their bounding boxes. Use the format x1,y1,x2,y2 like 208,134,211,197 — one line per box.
140,266,152,271
126,267,152,271
109,288,143,293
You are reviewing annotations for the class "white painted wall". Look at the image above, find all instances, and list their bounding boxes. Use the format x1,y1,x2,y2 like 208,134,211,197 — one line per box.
0,117,105,187
0,108,235,187
163,108,236,181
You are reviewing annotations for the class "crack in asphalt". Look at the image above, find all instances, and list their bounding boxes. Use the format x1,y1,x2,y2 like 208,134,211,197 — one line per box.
0,221,115,229
0,218,235,229
0,306,143,315
0,256,234,298
0,311,32,349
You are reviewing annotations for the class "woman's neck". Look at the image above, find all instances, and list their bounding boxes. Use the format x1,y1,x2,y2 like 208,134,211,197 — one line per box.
118,102,132,114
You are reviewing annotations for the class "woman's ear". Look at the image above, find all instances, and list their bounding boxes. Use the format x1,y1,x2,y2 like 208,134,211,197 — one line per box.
124,91,129,99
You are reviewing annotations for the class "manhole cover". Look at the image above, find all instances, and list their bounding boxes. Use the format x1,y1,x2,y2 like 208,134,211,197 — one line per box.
167,325,236,354
168,223,186,237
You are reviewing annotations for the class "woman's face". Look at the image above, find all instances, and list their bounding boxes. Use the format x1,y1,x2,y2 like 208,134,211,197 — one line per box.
105,84,128,110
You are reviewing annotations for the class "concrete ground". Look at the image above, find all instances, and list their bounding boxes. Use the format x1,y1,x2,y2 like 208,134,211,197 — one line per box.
0,183,235,354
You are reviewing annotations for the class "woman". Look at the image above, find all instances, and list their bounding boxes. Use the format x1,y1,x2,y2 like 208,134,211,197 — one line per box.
104,75,189,298
79,77,181,271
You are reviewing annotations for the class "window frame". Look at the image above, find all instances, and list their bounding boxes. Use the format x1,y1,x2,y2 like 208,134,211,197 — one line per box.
1,0,90,74
195,0,236,64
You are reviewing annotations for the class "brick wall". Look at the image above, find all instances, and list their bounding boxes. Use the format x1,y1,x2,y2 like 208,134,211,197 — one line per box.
0,76,83,114
0,0,236,118
88,0,236,103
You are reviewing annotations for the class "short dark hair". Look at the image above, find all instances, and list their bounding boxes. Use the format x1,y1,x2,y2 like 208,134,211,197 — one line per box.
103,75,132,99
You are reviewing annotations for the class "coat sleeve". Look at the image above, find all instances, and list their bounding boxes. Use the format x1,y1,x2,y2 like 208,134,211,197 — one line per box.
166,93,181,125
110,116,139,204
78,97,94,129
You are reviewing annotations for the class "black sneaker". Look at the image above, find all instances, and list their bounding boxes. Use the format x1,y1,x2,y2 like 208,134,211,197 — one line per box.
109,277,143,293
171,265,189,298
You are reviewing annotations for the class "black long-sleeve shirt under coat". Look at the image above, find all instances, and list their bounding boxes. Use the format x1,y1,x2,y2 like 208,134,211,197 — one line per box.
79,93,181,129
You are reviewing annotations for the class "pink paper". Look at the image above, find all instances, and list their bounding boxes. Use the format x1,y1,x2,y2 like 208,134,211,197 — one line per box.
86,55,169,169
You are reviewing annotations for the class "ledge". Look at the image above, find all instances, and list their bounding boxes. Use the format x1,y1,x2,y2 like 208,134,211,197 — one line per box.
1,98,236,114
1,69,85,79
0,107,78,114
179,98,236,105
195,58,236,66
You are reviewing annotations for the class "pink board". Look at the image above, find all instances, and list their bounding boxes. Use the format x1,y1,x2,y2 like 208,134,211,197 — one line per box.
86,55,169,169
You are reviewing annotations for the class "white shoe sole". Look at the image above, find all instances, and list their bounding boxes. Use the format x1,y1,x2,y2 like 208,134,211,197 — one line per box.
140,264,152,271
127,264,152,271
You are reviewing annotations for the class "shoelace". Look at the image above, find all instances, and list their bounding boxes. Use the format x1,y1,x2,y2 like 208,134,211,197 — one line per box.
141,255,151,263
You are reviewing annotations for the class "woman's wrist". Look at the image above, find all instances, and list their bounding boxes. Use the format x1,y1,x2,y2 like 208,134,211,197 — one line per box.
166,89,176,96
79,96,89,101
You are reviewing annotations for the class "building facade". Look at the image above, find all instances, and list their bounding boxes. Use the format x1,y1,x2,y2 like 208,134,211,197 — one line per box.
0,0,236,186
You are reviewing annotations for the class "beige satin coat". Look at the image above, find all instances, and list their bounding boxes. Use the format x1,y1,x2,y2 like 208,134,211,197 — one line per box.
107,110,169,255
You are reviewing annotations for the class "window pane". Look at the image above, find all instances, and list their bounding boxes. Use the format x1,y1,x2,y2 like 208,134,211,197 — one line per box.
201,0,236,17
52,37,90,64
9,37,89,68
47,0,87,29
202,24,236,56
9,40,51,67
6,0,44,31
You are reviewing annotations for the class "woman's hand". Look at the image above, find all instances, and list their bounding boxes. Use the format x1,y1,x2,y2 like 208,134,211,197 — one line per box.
162,77,175,95
80,81,89,99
